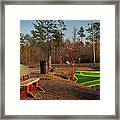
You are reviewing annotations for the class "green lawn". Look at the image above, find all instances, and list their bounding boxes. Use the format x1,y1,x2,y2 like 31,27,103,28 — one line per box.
75,74,99,83
81,71,100,76
82,80,100,86
75,71,100,87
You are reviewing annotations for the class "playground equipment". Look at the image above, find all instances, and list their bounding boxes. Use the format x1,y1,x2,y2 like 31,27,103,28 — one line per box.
64,47,80,81
64,47,100,92
20,64,45,99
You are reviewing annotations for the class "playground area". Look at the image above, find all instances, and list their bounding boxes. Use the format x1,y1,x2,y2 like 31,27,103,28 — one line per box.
20,64,100,100
20,20,100,100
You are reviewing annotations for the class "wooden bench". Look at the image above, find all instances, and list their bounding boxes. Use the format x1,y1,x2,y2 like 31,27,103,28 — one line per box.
20,64,45,99
20,78,39,93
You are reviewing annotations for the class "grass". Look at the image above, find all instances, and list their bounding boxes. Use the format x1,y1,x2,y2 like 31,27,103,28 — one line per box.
75,75,99,83
82,80,100,86
75,71,100,87
81,71,100,76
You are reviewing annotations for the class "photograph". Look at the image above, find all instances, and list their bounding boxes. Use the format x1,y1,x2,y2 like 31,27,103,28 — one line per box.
20,20,100,100
2,1,118,117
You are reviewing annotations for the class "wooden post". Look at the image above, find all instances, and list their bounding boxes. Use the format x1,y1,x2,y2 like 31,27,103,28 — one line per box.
36,81,39,87
25,86,29,93
72,62,74,81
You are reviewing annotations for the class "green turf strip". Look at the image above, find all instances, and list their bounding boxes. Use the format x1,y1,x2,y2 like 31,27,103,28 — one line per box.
75,74,99,79
75,71,100,78
75,73,100,78
77,79,95,83
81,72,100,76
87,84,100,87
83,80,100,86
75,71,100,85
75,73,100,83
75,71,100,74
82,79,100,84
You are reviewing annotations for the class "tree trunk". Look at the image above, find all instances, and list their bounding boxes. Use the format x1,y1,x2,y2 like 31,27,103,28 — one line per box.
93,40,96,64
49,55,52,68
48,42,52,69
92,30,96,64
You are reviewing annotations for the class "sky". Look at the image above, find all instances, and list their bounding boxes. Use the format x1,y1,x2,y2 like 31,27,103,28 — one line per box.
20,20,100,41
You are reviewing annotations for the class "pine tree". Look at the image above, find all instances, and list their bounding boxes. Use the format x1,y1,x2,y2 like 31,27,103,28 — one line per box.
86,21,100,63
77,26,85,42
31,20,66,69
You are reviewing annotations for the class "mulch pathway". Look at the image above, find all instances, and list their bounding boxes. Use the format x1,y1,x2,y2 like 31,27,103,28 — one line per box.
20,72,100,100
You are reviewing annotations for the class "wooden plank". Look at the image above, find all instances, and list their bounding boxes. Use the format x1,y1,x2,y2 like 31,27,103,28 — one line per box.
20,78,40,87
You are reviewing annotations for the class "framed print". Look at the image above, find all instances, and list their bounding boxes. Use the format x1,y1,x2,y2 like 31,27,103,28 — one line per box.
0,0,119,119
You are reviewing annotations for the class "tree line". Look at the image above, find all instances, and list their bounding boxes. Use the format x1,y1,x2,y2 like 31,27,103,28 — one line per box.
20,20,100,67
